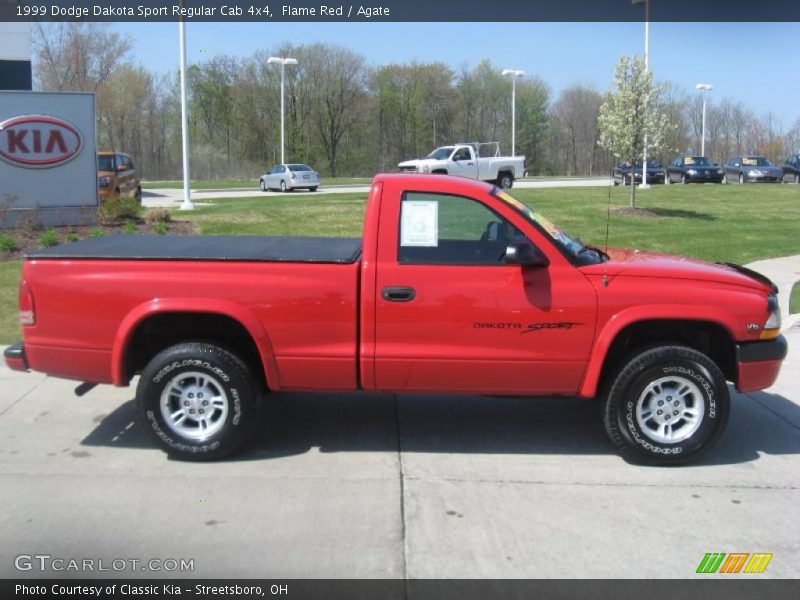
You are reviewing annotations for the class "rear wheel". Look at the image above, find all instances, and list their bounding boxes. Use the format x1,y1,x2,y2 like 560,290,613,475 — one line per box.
681,174,687,184
602,345,729,465
280,180,287,193
260,179,267,192
309,186,318,192
136,342,259,460
497,172,514,189
739,173,745,184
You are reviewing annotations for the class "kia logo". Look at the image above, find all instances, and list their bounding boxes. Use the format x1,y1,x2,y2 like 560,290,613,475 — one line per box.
0,115,83,168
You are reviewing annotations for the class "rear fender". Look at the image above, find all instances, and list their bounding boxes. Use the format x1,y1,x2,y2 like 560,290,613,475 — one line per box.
111,298,280,389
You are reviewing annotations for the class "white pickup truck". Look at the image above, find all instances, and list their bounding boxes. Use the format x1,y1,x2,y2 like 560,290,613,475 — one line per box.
397,142,527,188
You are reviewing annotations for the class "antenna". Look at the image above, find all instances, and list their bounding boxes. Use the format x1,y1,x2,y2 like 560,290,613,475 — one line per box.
603,187,612,287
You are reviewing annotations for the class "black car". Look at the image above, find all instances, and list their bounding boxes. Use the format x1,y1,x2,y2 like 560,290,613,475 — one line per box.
782,154,800,184
665,156,724,184
612,161,665,185
723,155,783,184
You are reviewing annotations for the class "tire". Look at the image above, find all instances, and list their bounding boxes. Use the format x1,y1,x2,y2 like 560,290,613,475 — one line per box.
795,174,799,185
135,186,142,202
136,342,259,461
497,172,514,189
681,174,687,184
114,188,121,196
602,345,730,465
260,179,267,192
739,173,745,184
722,174,727,184
280,180,287,193
309,186,318,192
665,173,671,185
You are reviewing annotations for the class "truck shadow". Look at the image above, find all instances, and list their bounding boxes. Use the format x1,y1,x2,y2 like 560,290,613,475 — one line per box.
81,388,800,466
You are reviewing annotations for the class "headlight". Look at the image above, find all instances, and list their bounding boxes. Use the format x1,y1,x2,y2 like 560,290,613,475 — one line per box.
761,295,781,339
717,169,723,174
748,169,762,177
687,169,697,175
98,176,111,187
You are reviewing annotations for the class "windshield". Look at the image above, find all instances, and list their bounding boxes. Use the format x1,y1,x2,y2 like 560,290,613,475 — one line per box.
742,157,773,167
97,155,114,171
683,156,712,166
492,189,584,257
427,147,454,160
288,164,312,172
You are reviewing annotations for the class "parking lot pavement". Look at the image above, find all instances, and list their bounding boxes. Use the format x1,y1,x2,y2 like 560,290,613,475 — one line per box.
0,324,796,580
141,178,613,207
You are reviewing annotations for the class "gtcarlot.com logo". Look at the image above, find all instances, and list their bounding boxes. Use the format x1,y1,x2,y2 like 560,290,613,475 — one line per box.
696,552,773,574
14,554,195,573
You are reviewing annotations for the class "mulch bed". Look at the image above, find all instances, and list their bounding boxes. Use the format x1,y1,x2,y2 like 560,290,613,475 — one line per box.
0,219,197,262
612,207,661,219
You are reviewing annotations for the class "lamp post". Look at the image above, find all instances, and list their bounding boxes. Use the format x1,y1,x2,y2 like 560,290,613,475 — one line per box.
178,18,192,210
501,69,524,157
695,83,713,156
632,0,650,188
267,56,298,165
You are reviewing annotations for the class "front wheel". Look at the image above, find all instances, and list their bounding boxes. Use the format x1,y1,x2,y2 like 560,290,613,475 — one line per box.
681,174,687,184
260,179,267,192
136,342,259,460
280,180,288,193
602,345,730,465
739,173,745,184
795,173,799,185
309,186,318,192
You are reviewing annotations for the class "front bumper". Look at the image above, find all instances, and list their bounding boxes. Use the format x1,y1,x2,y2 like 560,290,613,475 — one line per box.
735,335,787,392
4,342,29,372
686,174,724,183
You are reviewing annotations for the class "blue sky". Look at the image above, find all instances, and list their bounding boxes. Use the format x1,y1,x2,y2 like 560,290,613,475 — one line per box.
115,21,800,127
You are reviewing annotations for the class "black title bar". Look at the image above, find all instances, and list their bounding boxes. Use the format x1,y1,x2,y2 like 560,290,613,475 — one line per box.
1,0,799,22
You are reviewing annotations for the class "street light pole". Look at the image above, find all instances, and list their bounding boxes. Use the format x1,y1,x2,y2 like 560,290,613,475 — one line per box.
178,18,192,210
268,56,298,165
696,83,713,156
633,0,650,188
501,69,524,157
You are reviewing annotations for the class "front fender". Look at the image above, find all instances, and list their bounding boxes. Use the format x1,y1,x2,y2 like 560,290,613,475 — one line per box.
579,305,738,398
111,298,280,389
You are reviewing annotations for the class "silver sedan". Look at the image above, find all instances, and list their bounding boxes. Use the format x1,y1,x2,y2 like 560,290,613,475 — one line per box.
259,163,321,192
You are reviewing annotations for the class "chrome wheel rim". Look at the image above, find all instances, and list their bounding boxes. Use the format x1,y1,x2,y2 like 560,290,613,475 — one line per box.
160,371,229,441
635,376,705,444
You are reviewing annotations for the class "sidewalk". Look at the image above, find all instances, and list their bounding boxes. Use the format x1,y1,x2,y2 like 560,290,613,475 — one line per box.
745,254,800,330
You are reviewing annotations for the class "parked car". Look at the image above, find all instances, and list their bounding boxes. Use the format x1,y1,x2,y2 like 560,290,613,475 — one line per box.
260,164,320,192
782,154,800,184
397,142,526,189
5,174,786,465
612,161,665,185
97,151,142,202
666,156,724,184
723,155,783,184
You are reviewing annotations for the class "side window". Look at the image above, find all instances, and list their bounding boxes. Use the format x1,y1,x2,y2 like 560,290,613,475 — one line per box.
452,148,471,161
398,192,526,266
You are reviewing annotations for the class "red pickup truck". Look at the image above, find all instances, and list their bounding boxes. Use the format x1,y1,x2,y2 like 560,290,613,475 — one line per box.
4,174,787,464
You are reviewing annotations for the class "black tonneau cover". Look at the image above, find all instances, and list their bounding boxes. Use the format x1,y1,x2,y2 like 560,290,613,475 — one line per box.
26,235,362,264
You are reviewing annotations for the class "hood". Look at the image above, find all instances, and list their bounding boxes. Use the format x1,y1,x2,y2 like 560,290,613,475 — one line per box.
398,159,422,168
584,248,774,292
685,165,721,171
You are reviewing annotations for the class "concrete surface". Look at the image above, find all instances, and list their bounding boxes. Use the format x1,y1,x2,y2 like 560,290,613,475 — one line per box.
142,177,613,207
1,258,798,580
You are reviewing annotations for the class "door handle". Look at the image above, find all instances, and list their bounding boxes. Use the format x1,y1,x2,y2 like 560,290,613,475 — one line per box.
382,286,416,302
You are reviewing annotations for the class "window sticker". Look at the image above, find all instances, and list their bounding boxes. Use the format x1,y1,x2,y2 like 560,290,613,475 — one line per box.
684,156,695,165
401,200,439,247
742,157,757,166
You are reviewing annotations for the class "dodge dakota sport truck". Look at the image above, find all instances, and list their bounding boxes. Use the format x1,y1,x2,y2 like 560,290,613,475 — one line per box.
4,174,787,464
398,143,526,189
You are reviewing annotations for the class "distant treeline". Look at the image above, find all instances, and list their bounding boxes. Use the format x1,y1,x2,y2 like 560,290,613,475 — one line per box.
32,23,800,180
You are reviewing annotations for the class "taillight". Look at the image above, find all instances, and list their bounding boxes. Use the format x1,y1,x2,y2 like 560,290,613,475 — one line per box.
19,280,35,326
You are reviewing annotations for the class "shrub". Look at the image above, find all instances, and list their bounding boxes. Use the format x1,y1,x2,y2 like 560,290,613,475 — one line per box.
0,234,18,252
154,222,168,235
99,195,142,224
89,228,105,238
123,220,137,234
65,233,80,243
39,229,59,248
146,208,172,224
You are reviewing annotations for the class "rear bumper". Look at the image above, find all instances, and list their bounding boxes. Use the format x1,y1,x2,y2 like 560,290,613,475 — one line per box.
288,179,320,189
735,335,787,392
3,342,29,372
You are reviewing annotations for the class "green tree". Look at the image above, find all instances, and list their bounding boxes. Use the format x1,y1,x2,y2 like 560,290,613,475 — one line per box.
598,56,674,208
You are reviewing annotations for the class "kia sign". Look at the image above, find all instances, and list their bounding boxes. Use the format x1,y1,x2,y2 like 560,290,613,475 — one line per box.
0,91,97,228
0,115,83,168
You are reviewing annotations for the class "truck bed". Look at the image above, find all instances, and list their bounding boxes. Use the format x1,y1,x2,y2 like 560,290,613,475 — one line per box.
26,235,363,264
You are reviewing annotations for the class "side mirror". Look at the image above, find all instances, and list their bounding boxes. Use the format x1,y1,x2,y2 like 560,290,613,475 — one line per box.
504,241,549,267
117,164,128,172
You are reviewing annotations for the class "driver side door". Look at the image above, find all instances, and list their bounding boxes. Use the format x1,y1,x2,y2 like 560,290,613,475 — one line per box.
373,191,597,395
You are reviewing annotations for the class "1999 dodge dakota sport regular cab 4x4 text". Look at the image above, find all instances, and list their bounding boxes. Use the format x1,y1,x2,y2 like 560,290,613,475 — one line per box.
4,175,788,464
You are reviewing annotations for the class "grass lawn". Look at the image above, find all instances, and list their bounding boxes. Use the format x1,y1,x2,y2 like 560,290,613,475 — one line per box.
2,183,799,344
143,177,372,190
791,281,800,315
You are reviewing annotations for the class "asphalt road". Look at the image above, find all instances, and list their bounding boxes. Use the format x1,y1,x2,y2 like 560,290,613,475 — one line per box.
1,328,798,579
142,177,613,207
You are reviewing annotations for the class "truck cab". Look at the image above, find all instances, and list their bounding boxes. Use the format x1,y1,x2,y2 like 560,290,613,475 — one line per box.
398,143,526,189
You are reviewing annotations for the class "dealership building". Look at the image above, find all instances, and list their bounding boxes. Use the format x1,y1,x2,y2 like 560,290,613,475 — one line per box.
0,21,32,91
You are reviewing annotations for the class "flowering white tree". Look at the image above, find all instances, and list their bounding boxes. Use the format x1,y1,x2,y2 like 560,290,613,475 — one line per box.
598,56,674,208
